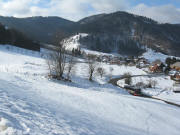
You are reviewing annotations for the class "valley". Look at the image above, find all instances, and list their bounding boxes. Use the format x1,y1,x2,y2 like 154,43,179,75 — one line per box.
0,6,180,135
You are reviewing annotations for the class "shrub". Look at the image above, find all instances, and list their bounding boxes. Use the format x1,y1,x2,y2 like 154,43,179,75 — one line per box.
109,67,114,79
97,67,105,78
123,72,132,85
136,82,146,89
147,79,157,88
122,72,131,78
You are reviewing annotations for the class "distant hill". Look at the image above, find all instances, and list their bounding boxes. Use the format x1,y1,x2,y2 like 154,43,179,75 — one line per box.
76,12,180,56
0,23,40,51
0,16,76,44
0,12,180,56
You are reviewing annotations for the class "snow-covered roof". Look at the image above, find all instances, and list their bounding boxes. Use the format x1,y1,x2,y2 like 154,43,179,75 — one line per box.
171,62,180,68
150,59,162,66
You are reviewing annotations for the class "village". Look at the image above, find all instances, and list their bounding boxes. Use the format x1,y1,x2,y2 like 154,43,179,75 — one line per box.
60,34,180,99
80,51,180,96
110,55,180,96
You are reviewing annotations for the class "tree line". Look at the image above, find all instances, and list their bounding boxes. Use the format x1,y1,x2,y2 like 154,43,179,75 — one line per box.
0,23,40,51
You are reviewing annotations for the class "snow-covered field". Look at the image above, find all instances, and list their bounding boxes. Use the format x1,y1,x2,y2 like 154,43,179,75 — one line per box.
118,75,174,90
117,75,180,104
0,45,180,135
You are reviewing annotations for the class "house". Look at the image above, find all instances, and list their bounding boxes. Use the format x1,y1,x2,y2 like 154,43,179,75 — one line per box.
109,56,121,65
119,60,126,65
174,72,180,81
138,58,148,64
134,57,139,63
113,56,120,61
170,71,180,81
101,55,109,63
169,69,177,76
173,82,180,93
136,58,149,68
110,60,121,65
149,60,164,73
128,62,135,66
170,62,180,71
137,61,149,68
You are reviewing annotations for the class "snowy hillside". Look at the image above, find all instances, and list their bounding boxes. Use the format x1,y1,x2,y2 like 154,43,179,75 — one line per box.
0,45,180,135
64,33,88,51
142,49,168,62
64,33,121,57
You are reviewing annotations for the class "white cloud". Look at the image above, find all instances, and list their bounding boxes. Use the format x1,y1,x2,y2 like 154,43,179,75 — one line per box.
0,0,30,16
129,4,180,24
48,0,128,20
0,0,128,20
90,0,128,13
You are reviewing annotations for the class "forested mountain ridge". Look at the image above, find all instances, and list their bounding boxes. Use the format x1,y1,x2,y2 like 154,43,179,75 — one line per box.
77,12,180,56
0,11,180,56
0,16,75,44
0,23,40,51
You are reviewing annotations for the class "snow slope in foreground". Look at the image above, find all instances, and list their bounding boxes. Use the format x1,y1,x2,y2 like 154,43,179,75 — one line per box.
0,45,180,135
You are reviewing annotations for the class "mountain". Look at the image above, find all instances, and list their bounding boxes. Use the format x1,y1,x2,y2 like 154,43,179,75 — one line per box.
0,23,40,51
0,16,76,44
0,12,180,56
77,12,180,56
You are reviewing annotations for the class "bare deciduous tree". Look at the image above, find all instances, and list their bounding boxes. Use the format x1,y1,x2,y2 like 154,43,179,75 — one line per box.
88,54,96,81
46,40,66,80
109,67,114,79
151,80,157,88
66,56,75,81
97,67,105,78
122,72,132,85
148,79,157,88
46,56,53,75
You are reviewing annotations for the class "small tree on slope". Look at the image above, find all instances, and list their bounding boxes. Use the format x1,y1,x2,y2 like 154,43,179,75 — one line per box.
88,54,96,81
46,40,66,80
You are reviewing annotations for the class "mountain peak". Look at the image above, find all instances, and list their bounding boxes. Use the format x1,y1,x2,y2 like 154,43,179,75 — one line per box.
79,11,157,25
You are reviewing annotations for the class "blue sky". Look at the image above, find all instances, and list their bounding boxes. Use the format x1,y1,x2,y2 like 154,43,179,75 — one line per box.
0,0,180,23
132,0,180,7
34,0,180,8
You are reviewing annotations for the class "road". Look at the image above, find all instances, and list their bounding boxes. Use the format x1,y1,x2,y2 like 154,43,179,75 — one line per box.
109,74,180,108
